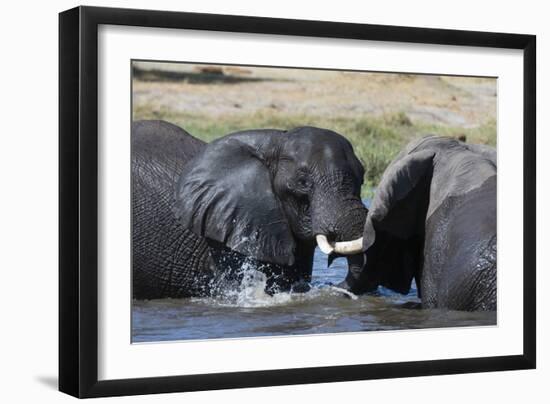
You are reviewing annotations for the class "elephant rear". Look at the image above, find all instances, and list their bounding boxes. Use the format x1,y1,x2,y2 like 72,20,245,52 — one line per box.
422,174,497,311
132,120,214,299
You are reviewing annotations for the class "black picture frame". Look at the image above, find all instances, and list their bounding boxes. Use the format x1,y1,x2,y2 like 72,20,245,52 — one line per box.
59,5,536,398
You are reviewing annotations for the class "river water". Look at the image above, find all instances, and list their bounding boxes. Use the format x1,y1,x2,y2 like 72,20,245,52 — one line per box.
132,251,496,343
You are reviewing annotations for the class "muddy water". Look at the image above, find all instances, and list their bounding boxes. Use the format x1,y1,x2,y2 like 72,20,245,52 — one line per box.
132,250,496,343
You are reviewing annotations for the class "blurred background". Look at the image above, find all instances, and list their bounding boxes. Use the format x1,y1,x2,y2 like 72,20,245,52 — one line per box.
132,61,496,197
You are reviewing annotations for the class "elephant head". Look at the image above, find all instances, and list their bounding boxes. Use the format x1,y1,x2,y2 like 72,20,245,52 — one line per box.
173,126,367,275
341,136,497,311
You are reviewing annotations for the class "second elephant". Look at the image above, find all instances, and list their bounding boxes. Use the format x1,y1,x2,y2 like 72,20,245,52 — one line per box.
341,136,497,311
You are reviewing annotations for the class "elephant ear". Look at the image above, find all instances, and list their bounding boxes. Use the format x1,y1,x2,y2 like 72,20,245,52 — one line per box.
361,149,435,294
364,149,435,249
174,138,296,266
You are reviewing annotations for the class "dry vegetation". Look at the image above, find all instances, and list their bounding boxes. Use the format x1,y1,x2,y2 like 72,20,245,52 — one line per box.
132,62,497,197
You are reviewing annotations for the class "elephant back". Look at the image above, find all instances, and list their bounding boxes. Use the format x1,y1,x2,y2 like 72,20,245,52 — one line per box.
132,120,206,184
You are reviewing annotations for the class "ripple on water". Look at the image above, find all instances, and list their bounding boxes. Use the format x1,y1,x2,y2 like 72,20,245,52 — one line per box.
132,231,496,342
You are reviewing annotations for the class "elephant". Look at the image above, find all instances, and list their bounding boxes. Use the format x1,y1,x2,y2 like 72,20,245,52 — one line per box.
132,120,367,299
339,136,496,311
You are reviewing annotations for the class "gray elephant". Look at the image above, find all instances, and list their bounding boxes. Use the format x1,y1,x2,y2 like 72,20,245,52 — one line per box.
340,136,496,311
132,120,366,300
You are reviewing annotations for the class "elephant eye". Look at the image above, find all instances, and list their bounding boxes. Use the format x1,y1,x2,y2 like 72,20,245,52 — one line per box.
294,173,311,192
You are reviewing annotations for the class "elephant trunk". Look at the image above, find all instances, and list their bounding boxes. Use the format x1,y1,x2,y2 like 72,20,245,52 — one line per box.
311,189,367,256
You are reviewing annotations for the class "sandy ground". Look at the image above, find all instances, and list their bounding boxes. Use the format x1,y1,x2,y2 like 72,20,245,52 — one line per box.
132,61,496,128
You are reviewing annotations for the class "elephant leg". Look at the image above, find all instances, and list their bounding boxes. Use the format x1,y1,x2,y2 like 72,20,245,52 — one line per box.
336,253,366,293
290,241,316,292
414,270,423,299
262,241,315,294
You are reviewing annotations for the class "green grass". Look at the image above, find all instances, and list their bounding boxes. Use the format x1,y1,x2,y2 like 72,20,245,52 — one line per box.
133,104,496,199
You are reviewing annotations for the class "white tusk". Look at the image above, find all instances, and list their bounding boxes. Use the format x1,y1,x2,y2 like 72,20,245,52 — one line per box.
316,235,364,255
316,234,334,255
332,238,364,255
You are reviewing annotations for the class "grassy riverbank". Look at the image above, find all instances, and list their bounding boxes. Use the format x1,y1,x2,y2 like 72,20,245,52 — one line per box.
132,62,497,198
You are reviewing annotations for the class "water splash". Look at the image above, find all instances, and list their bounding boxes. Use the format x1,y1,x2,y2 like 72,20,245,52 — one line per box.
195,255,360,308
205,259,292,308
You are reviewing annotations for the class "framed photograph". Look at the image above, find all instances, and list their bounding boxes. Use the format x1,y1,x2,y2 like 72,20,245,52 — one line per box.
59,6,536,398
